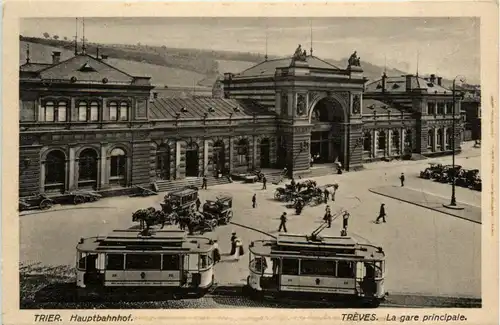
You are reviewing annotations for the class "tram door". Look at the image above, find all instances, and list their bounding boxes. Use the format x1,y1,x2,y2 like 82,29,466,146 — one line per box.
183,254,199,286
356,262,376,297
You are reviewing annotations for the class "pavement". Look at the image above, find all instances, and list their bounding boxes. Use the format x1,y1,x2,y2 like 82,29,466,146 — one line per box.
19,143,482,305
369,186,481,224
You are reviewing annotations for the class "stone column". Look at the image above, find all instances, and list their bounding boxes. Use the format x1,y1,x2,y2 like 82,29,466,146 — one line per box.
228,137,234,173
372,130,377,158
443,128,447,150
203,139,209,176
387,130,392,157
253,136,258,169
40,160,46,194
68,147,76,190
434,128,438,152
175,141,181,179
100,144,108,189
400,128,405,154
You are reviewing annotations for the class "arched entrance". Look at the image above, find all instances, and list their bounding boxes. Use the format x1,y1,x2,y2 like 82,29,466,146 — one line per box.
185,142,199,177
155,143,170,180
212,140,225,176
260,138,271,168
309,97,346,164
235,138,250,170
44,150,66,193
109,148,127,187
78,148,98,189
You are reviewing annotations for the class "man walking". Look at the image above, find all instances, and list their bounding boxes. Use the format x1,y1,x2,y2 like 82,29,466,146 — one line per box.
376,203,386,224
400,173,405,187
252,194,257,208
323,188,329,203
278,212,288,233
262,175,267,190
196,197,201,211
342,211,350,233
202,175,208,190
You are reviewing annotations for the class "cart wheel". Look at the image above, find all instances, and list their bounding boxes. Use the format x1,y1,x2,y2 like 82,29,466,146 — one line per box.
74,195,85,205
39,199,52,210
274,192,280,200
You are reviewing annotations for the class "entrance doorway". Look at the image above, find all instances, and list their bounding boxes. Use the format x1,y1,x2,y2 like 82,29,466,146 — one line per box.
212,140,225,176
310,131,330,163
185,142,199,177
260,138,270,168
155,143,170,180
44,150,66,193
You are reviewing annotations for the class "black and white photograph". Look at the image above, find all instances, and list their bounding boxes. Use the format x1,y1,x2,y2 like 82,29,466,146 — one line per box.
6,4,496,319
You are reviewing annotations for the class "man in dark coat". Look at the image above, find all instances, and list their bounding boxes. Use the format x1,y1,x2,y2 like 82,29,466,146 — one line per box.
196,198,201,211
342,211,350,231
252,194,257,208
376,203,386,223
262,175,267,190
278,212,288,233
400,173,405,187
202,176,208,189
230,232,237,255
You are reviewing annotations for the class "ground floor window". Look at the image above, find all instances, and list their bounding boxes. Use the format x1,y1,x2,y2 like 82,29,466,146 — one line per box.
110,148,127,186
391,130,400,153
235,138,249,168
377,131,386,151
427,130,433,149
78,148,99,189
44,150,66,193
363,131,372,152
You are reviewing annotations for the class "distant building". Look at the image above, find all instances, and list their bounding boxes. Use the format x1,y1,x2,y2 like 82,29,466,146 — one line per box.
456,84,481,141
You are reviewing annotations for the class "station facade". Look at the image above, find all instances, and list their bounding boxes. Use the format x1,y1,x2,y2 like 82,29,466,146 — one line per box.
19,47,464,197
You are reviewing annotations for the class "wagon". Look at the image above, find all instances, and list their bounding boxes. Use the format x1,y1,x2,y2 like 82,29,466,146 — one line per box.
274,185,295,202
161,187,199,214
18,193,55,212
202,196,233,225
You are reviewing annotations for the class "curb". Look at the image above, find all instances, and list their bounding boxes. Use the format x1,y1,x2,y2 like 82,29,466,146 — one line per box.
368,188,481,225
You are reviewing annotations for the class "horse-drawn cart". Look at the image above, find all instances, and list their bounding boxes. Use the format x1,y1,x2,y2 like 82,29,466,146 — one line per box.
19,193,55,212
202,196,233,225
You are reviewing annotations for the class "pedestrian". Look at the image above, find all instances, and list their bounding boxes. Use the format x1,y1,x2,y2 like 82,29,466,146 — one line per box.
262,175,267,190
212,240,221,263
376,203,386,224
323,188,329,203
278,212,288,233
196,197,201,211
234,237,244,260
230,232,237,255
290,178,296,192
202,175,208,189
252,194,257,208
400,173,405,187
332,184,339,202
342,211,350,231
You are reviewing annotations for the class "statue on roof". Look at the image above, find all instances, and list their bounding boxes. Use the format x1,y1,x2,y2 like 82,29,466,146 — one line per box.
292,44,307,62
348,51,361,67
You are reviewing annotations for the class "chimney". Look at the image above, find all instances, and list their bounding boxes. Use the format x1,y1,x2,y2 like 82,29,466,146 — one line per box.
51,51,61,64
406,74,413,92
381,72,387,93
429,74,436,84
437,77,442,86
100,54,109,60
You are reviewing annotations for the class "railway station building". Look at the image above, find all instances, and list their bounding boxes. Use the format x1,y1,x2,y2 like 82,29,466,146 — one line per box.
19,46,464,197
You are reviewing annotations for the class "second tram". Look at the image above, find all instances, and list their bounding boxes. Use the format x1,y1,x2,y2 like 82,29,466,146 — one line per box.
246,224,387,307
75,229,215,299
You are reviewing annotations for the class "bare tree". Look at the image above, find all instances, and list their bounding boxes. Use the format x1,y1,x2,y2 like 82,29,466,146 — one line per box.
43,32,50,39
53,35,59,40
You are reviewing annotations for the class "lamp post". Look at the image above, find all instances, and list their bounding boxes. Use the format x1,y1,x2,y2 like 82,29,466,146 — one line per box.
445,75,465,209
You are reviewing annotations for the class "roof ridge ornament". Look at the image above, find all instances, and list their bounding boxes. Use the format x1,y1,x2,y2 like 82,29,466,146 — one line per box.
348,51,361,67
291,44,307,63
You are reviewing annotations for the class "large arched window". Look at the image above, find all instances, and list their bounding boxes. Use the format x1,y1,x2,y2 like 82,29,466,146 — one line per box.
428,129,433,148
78,148,98,188
78,101,100,122
110,148,127,186
363,131,372,152
437,129,443,150
236,138,249,167
44,150,66,192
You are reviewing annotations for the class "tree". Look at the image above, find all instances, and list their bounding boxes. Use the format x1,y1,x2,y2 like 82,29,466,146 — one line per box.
43,32,50,39
53,35,59,40
63,36,68,41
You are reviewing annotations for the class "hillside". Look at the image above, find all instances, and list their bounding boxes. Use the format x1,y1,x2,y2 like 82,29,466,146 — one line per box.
21,36,453,90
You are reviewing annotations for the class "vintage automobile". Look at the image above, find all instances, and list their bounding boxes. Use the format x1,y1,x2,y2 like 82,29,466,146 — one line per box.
274,184,296,202
435,165,462,183
18,193,56,212
419,163,443,179
161,187,199,214
472,178,482,191
455,169,480,188
202,196,233,225
187,211,219,235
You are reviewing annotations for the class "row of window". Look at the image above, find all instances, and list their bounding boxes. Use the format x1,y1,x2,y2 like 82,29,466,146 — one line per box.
427,102,454,115
363,130,411,152
428,128,453,149
40,100,129,122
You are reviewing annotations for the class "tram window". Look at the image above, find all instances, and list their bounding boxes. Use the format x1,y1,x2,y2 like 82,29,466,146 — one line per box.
107,254,124,270
337,261,355,278
162,255,180,270
300,259,336,276
200,255,208,269
125,254,161,270
281,258,299,275
374,261,383,277
78,252,86,270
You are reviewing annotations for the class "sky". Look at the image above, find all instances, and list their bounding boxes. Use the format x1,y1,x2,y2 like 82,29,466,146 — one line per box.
21,17,480,83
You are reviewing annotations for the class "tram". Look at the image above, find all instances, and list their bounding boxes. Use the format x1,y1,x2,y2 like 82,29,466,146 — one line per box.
246,223,387,307
75,229,216,299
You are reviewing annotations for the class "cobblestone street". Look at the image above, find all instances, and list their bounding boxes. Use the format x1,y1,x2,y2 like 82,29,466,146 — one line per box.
20,145,482,301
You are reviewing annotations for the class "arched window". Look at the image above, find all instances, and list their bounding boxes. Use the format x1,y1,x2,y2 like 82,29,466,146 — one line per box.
78,102,88,121
446,128,453,150
109,102,118,121
363,131,371,151
119,102,129,121
110,148,127,185
90,101,99,121
44,150,66,192
43,101,55,122
78,148,98,187
378,131,386,150
57,101,67,122
437,129,443,150
392,130,400,151
428,129,433,148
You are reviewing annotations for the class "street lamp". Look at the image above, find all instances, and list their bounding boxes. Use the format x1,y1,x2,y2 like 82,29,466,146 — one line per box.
444,75,466,209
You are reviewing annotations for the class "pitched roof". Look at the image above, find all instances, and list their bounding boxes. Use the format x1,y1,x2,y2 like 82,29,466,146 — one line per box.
236,56,340,77
362,98,404,115
20,62,52,72
149,97,276,120
365,75,451,95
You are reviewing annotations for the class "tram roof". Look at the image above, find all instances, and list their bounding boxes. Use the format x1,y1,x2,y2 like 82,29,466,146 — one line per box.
76,229,213,253
250,233,385,260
